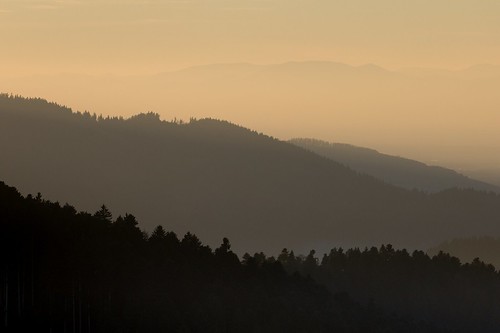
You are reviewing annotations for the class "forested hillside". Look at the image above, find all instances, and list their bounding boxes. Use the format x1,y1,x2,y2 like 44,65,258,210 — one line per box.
2,94,500,254
2,181,500,332
0,180,448,333
290,138,499,193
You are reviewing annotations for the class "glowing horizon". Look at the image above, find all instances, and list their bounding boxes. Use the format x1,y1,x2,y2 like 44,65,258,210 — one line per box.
1,0,499,76
1,0,499,174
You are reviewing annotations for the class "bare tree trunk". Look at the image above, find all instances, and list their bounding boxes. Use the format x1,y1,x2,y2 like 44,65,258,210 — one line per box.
79,281,82,333
87,303,91,333
22,265,25,311
17,270,21,318
4,268,8,328
73,282,76,333
31,245,35,307
64,297,67,333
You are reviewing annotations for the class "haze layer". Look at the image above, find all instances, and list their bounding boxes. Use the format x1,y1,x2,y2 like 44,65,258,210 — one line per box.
1,0,499,173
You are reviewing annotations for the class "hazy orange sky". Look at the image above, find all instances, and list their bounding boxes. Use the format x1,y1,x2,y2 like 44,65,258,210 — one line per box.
1,0,499,76
1,0,500,179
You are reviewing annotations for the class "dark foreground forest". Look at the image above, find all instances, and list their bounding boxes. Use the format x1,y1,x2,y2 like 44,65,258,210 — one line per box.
2,181,500,332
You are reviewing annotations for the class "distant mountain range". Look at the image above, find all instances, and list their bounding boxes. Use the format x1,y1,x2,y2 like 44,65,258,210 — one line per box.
2,94,500,254
290,138,500,193
2,60,499,176
399,64,500,79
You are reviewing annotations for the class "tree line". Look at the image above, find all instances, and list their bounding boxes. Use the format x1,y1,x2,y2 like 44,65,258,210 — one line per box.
0,181,456,333
2,181,500,332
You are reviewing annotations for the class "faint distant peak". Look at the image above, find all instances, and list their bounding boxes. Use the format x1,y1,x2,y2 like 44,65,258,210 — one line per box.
355,63,390,72
183,62,260,71
462,63,499,71
263,60,393,74
275,60,352,68
157,60,395,78
162,62,262,75
397,67,454,77
459,64,500,77
398,64,500,79
153,62,264,81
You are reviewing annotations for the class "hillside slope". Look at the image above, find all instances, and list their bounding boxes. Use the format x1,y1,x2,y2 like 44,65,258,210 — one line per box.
3,180,499,332
428,237,500,269
290,138,500,193
2,94,500,254
3,61,500,172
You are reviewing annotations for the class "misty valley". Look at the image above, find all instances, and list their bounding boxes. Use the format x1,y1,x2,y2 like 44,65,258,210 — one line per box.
2,94,500,332
3,0,500,331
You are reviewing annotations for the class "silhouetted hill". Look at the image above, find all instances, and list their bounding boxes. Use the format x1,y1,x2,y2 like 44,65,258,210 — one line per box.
3,61,500,173
290,138,500,193
3,180,447,333
2,179,498,332
428,237,500,269
463,168,500,188
2,94,500,254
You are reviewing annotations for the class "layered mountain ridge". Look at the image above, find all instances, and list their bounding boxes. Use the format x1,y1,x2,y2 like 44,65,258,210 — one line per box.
290,138,500,193
2,94,500,254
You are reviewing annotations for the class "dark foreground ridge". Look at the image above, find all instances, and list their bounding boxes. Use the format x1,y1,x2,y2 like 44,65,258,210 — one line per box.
2,181,500,332
2,94,500,254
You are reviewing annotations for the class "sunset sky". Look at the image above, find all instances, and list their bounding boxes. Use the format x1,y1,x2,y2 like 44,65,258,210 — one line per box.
1,0,499,75
1,0,500,175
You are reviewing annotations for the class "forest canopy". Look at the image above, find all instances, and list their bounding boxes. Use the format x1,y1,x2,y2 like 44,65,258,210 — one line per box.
1,180,500,332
